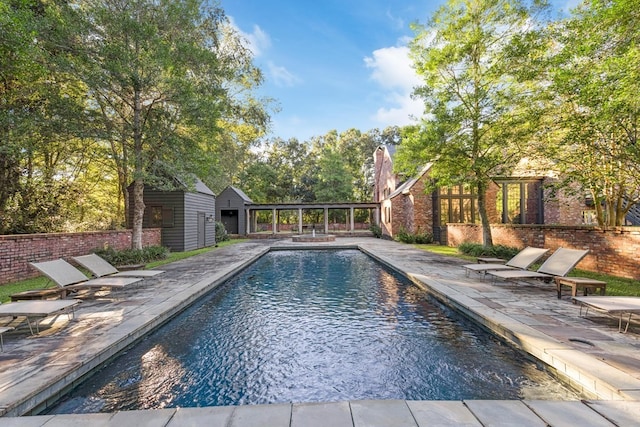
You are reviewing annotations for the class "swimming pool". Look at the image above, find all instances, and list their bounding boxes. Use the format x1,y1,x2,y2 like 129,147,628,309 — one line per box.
48,250,578,413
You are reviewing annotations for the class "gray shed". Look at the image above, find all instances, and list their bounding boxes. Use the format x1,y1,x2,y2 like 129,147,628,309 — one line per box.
215,186,253,235
128,177,216,252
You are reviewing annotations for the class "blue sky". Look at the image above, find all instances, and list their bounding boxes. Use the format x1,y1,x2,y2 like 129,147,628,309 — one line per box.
221,0,578,142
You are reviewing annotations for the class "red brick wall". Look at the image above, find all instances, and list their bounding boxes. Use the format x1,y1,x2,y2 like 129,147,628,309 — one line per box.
0,229,162,285
389,178,434,237
446,224,640,280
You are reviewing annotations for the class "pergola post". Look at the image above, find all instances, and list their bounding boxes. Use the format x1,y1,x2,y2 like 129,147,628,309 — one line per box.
298,208,303,234
350,207,355,232
324,207,329,234
272,208,277,234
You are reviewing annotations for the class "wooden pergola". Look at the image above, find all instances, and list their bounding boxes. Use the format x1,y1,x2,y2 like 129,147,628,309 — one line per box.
245,202,380,235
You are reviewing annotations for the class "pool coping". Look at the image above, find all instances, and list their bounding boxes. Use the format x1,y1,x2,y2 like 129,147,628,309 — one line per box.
0,238,639,423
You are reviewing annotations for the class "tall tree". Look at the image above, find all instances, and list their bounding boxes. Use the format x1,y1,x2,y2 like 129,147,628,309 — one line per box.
0,0,91,233
405,0,549,247
538,0,640,226
78,0,268,248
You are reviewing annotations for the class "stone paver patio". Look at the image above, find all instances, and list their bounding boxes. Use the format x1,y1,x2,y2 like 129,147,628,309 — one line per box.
0,238,639,426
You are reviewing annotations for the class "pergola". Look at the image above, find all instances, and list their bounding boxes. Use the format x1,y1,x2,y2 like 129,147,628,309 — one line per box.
245,202,380,235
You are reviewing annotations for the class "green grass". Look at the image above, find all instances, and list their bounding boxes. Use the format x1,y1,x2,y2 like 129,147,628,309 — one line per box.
414,243,640,297
0,239,248,303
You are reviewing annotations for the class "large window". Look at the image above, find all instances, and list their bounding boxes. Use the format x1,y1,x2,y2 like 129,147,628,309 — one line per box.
439,185,478,225
495,180,542,224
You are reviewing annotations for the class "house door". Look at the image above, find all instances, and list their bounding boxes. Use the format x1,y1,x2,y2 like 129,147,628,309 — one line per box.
197,212,206,248
221,209,239,234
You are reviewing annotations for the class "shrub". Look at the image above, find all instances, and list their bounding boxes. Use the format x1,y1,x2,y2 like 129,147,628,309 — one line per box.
369,223,382,238
395,228,433,244
94,245,169,266
457,242,520,259
215,221,230,242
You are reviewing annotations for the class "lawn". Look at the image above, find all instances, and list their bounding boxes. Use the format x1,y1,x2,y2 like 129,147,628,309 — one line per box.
414,243,640,297
0,239,247,303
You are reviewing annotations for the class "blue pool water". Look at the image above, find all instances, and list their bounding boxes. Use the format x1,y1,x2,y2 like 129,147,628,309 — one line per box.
49,250,577,413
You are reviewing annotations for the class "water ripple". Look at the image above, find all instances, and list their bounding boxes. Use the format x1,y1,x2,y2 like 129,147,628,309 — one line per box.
48,250,579,413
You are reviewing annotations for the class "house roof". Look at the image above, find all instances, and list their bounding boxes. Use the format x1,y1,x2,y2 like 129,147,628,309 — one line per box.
388,164,432,199
194,179,215,196
221,186,253,204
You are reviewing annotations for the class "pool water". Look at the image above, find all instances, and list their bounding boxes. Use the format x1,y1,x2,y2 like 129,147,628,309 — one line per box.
48,250,578,413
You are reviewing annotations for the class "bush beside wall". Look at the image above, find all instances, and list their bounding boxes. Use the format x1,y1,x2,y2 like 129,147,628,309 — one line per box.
446,224,640,280
0,229,162,285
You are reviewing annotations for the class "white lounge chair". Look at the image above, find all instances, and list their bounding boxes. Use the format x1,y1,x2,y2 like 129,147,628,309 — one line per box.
462,247,549,278
487,248,589,283
72,253,164,278
17,260,142,300
0,300,81,335
573,296,640,333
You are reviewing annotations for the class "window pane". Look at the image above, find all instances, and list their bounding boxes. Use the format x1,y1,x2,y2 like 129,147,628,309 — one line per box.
507,183,521,223
496,185,504,223
440,200,449,225
462,198,473,223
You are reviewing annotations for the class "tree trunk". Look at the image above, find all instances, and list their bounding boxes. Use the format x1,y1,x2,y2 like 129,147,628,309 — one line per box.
131,178,145,250
477,181,493,248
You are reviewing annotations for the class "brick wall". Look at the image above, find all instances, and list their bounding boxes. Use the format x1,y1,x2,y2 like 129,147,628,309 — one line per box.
446,224,640,280
0,229,162,285
389,178,434,237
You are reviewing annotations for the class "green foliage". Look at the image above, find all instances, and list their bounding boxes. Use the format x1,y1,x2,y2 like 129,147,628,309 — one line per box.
457,243,520,259
94,246,169,266
395,228,433,244
407,0,550,246
215,221,229,242
369,223,382,238
536,0,640,226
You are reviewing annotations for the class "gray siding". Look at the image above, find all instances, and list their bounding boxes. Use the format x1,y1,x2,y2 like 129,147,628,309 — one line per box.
184,191,216,251
216,187,250,235
128,181,216,252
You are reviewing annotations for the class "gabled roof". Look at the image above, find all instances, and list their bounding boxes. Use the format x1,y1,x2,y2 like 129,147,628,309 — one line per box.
388,164,432,199
194,179,215,196
221,186,253,204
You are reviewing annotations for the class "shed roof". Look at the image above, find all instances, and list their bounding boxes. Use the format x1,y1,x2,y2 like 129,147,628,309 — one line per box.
220,186,253,204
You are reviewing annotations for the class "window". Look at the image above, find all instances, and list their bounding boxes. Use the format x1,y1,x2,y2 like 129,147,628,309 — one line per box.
496,181,542,224
149,206,174,228
438,185,478,225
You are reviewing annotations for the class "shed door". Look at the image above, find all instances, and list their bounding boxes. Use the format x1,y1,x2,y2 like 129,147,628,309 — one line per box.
221,209,239,234
197,212,206,248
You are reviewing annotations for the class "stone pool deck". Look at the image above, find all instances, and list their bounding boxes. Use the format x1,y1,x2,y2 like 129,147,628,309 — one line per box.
0,238,639,426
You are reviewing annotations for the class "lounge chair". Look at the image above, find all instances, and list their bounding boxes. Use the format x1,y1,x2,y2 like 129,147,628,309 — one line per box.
72,253,164,278
14,260,142,300
0,299,81,335
573,296,640,333
487,248,589,283
462,247,549,278
0,326,13,351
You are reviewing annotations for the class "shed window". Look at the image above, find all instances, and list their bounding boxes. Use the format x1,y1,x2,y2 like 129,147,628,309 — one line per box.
150,206,174,228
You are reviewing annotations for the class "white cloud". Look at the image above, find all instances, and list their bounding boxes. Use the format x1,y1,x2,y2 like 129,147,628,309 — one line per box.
228,17,271,57
267,61,302,87
364,45,423,126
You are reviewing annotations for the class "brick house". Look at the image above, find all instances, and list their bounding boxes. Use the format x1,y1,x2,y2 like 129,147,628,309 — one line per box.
373,146,593,242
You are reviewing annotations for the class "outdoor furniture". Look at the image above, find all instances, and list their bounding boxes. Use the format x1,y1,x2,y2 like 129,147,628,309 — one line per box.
476,257,507,264
72,253,164,278
573,296,640,333
0,326,14,351
0,300,81,335
487,248,589,283
462,247,549,278
555,277,606,300
21,259,142,300
11,287,67,302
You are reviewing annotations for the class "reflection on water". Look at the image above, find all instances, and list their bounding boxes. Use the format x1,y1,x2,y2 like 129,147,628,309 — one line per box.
48,250,579,414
